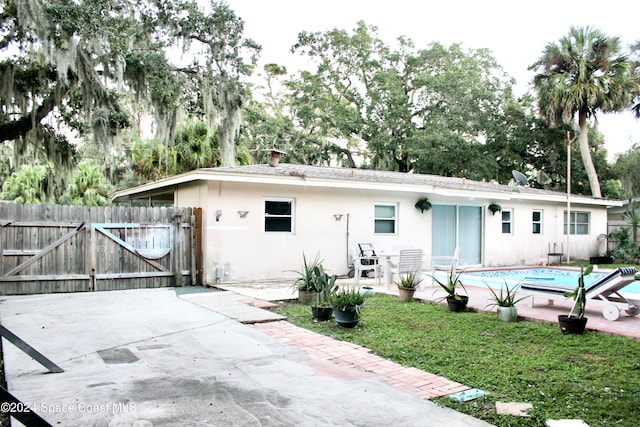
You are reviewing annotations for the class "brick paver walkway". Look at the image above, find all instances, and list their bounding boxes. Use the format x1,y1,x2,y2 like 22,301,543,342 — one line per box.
253,320,469,400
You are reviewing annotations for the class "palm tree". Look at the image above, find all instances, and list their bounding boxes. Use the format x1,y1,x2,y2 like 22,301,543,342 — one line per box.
530,26,637,198
174,121,218,170
60,161,111,206
623,208,640,247
0,164,51,204
632,41,640,119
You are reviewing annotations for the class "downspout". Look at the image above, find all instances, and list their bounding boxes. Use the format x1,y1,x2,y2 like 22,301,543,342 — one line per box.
346,213,351,272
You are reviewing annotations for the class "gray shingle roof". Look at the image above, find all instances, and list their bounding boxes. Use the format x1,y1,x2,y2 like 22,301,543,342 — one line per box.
207,163,567,197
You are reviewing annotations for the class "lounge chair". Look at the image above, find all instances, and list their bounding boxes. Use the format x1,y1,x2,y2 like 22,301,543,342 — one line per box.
520,267,640,321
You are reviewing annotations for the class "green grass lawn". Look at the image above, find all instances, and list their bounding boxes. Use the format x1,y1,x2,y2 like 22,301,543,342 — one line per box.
274,295,640,427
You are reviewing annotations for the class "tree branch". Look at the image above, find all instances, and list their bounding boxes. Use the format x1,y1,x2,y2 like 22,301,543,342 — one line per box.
0,92,57,142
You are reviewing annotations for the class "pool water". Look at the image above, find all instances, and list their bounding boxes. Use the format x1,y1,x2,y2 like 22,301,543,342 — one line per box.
430,267,640,297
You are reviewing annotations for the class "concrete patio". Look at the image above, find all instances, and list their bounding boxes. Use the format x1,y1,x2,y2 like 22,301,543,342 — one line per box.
0,286,492,427
2,276,638,426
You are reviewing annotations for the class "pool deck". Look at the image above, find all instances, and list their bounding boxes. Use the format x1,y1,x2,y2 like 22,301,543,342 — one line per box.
219,276,640,340
454,283,640,339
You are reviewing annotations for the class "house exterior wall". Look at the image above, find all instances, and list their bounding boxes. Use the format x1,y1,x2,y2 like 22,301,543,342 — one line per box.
177,180,433,283
482,201,608,267
173,180,610,284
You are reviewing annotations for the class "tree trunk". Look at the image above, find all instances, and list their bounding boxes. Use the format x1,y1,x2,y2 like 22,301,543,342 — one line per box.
217,80,242,167
578,112,601,198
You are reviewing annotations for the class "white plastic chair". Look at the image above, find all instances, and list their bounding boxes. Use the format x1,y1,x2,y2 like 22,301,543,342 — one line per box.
432,246,460,273
352,243,382,286
388,249,423,288
430,247,459,287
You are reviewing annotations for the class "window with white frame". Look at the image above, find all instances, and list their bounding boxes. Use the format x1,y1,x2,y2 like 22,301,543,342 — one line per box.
374,203,397,234
532,210,542,234
564,211,589,235
501,209,512,234
264,199,294,232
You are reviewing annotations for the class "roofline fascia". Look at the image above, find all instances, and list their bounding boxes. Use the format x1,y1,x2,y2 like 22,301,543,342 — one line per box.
111,170,623,208
424,188,622,207
111,172,206,202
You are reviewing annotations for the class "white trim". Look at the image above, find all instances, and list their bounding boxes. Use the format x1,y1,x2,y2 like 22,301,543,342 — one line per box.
111,168,623,208
565,210,590,235
111,170,439,199
532,209,543,235
374,202,398,235
501,208,513,235
264,198,295,234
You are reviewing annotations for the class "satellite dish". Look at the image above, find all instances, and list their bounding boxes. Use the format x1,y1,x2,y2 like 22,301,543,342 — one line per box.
512,170,529,186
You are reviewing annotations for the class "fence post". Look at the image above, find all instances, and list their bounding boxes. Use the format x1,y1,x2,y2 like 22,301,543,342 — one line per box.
194,208,203,285
172,212,183,287
89,223,96,291
190,212,197,285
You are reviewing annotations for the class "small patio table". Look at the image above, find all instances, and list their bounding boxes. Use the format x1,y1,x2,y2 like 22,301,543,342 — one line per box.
377,251,399,289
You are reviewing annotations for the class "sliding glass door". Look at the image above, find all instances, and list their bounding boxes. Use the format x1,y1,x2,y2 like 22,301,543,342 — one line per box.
432,204,483,266
458,206,482,265
432,205,457,259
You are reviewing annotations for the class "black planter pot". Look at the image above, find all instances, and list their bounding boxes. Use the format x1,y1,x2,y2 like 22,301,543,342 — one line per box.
558,315,588,335
311,306,333,321
446,295,469,312
333,306,360,328
588,256,614,265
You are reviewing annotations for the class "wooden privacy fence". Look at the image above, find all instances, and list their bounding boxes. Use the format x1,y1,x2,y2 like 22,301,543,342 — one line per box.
0,202,202,295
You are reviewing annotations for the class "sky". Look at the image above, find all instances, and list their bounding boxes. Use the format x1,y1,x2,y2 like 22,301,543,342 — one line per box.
224,0,640,161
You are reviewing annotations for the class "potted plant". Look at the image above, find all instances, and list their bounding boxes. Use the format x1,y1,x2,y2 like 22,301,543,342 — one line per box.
328,286,365,328
428,265,469,312
485,280,529,322
558,265,593,334
360,286,376,298
288,253,323,303
488,203,502,216
395,271,422,302
310,264,338,321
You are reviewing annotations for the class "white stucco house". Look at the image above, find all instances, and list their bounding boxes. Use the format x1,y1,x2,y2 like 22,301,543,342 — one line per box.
111,160,622,284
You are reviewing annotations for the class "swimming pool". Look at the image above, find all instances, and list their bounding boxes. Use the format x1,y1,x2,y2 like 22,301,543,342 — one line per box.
430,267,640,297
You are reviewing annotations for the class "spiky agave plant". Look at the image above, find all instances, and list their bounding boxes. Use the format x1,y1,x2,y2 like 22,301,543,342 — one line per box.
565,265,593,318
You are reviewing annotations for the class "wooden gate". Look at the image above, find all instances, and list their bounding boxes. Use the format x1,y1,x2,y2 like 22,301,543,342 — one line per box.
0,202,202,295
